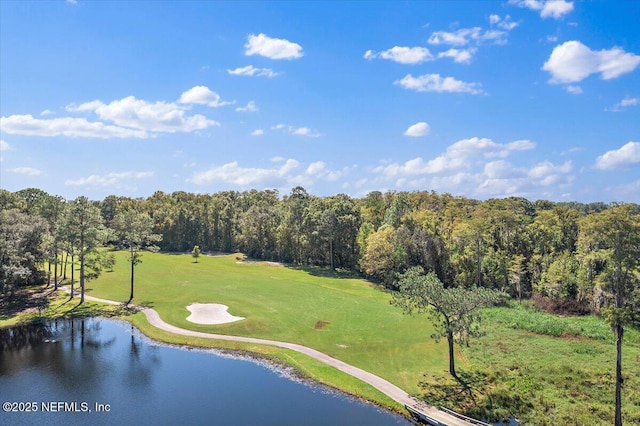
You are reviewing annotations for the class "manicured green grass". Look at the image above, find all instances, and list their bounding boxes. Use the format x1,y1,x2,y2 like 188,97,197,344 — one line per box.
86,251,449,396
5,252,639,424
125,311,405,413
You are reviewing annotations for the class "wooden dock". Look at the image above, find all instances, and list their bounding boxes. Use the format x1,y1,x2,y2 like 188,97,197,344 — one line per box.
404,399,490,426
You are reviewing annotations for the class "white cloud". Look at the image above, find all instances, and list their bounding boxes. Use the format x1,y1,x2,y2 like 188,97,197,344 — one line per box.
540,0,574,18
65,171,154,187
528,160,573,183
620,97,639,107
428,28,479,46
40,109,55,116
608,97,638,112
68,94,219,133
10,167,43,176
370,137,574,198
306,161,326,175
378,137,535,178
244,33,303,60
0,140,10,151
483,160,522,179
364,46,433,64
179,86,234,107
437,48,476,64
595,142,640,170
271,124,321,137
565,85,583,95
189,158,347,189
506,139,536,151
3,90,221,138
0,114,149,138
190,159,301,186
250,129,264,136
543,41,640,83
489,14,519,30
394,73,485,95
428,27,508,46
292,127,320,137
404,122,431,137
236,101,258,112
509,0,574,19
227,65,280,78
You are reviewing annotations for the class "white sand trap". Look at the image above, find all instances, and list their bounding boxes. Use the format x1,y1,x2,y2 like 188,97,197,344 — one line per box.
186,303,245,325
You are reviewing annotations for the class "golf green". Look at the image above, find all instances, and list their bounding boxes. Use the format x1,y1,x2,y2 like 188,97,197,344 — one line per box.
87,251,450,396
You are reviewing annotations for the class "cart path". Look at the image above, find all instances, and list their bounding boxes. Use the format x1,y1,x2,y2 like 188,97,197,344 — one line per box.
63,288,476,426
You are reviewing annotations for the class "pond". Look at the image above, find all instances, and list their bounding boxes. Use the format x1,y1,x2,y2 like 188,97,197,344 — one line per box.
0,318,411,425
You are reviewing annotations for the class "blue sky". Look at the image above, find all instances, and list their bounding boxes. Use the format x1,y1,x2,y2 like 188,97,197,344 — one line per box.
1,0,639,202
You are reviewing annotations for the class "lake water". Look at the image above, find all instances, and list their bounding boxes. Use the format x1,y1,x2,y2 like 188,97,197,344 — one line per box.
0,318,411,426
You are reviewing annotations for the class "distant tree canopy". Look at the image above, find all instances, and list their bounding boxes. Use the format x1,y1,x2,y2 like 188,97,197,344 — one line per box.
2,187,638,317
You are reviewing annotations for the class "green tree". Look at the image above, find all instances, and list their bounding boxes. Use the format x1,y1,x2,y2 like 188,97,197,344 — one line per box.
103,252,116,272
577,205,640,426
58,197,109,304
391,266,503,380
360,226,407,287
509,254,527,302
113,210,162,304
0,209,48,295
278,187,310,263
537,251,579,300
238,190,279,260
191,245,201,263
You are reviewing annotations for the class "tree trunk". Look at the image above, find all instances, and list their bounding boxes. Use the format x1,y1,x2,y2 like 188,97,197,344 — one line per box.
615,324,624,426
53,249,58,290
79,254,85,304
70,255,75,299
63,252,69,280
448,331,457,379
330,239,334,271
128,254,135,304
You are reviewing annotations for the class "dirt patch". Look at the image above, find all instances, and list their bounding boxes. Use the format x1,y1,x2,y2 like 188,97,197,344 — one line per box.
314,320,330,329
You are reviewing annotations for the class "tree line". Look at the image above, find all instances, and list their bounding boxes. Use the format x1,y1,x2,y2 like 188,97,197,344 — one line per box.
1,186,638,424
2,186,638,315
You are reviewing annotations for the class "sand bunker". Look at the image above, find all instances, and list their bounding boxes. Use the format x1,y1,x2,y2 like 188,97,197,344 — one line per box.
186,303,245,325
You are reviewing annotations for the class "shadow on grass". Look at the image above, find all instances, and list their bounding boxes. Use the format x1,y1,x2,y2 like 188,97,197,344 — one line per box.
63,300,139,320
419,370,529,424
419,370,488,408
287,264,364,280
0,287,50,320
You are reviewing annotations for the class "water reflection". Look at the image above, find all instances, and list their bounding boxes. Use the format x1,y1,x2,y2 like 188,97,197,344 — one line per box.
0,319,410,426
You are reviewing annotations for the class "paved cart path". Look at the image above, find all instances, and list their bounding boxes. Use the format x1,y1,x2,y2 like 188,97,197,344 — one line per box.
63,288,478,426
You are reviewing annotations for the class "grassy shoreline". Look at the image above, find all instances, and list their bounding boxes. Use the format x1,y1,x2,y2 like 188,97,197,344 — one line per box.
2,251,639,424
0,284,406,417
